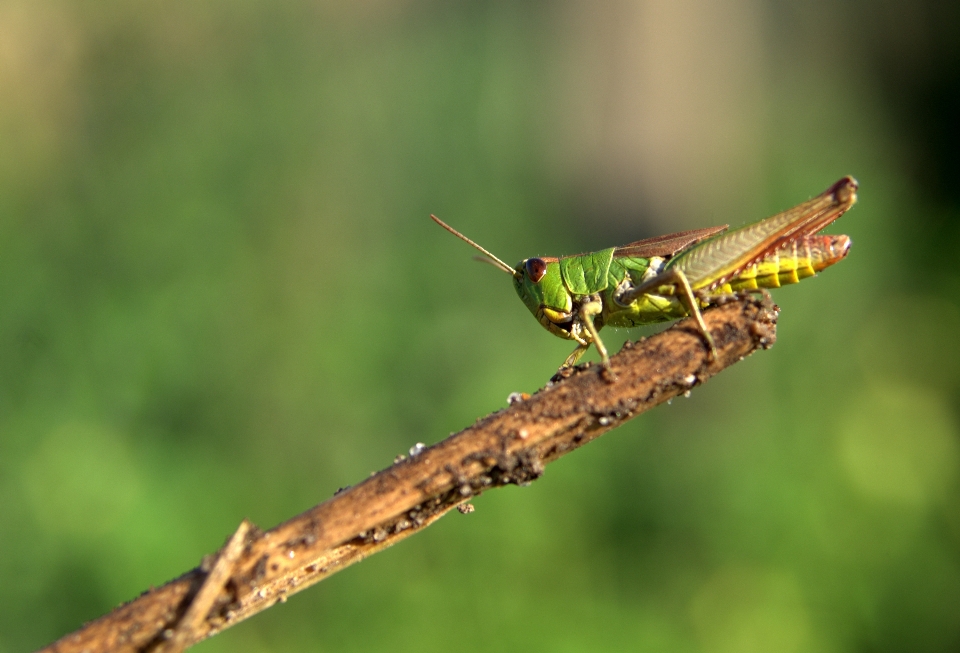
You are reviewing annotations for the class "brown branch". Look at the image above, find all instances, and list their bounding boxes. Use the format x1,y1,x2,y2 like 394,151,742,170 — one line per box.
152,520,252,653
39,297,778,653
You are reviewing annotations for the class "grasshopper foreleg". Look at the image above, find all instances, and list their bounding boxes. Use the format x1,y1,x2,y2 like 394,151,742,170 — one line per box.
556,295,613,377
617,268,719,361
562,343,590,369
579,295,611,370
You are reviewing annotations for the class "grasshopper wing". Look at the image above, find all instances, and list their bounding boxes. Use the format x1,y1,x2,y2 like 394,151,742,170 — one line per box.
668,176,858,290
613,225,729,259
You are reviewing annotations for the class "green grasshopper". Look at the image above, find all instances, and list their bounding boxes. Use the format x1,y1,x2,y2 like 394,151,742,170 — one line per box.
432,176,857,374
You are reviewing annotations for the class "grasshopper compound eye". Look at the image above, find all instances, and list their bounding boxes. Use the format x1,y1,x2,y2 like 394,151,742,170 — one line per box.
525,258,547,283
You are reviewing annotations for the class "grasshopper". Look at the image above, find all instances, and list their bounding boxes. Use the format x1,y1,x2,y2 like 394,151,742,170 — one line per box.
432,176,857,374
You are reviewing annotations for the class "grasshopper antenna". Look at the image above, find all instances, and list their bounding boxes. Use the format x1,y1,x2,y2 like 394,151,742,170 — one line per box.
430,214,517,276
472,255,513,271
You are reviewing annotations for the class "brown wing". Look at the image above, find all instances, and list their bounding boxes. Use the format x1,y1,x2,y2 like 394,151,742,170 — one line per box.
613,225,729,259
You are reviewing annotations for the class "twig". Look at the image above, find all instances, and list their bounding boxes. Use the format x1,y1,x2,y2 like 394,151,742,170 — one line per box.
153,520,252,653
39,297,778,653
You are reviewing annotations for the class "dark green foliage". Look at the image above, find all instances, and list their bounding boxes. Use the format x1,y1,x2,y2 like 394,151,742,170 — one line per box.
2,2,958,652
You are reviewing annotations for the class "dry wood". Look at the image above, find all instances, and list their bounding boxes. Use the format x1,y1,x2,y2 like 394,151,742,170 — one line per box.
40,296,778,653
152,520,252,653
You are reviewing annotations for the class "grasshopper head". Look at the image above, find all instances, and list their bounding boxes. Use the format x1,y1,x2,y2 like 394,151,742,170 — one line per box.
514,257,578,341
430,215,578,341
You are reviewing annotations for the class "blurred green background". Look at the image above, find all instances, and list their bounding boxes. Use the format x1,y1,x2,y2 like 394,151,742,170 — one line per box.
2,1,959,651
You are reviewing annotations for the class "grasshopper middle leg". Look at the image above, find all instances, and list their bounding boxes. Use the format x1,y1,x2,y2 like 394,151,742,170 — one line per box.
617,267,718,360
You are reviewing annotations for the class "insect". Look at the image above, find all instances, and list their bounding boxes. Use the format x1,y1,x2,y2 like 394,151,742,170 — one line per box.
432,176,857,374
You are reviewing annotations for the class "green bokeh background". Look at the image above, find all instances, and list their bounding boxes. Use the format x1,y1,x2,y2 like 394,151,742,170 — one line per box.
3,2,959,651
